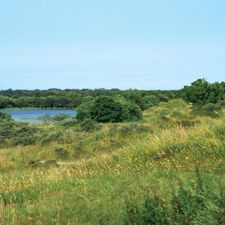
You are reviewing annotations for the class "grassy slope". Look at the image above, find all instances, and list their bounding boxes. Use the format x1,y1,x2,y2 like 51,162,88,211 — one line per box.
0,99,224,225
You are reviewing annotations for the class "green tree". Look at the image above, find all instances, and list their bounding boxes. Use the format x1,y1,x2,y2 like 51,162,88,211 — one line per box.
90,96,125,122
118,98,143,121
0,112,13,122
182,79,225,106
0,96,15,108
143,95,160,109
123,90,145,110
76,96,142,123
76,100,95,121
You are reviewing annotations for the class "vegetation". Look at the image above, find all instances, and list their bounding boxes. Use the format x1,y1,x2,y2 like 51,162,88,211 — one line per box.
0,79,224,224
77,96,142,122
0,112,12,122
0,88,174,109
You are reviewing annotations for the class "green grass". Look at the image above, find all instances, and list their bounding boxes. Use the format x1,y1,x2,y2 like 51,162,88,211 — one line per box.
0,100,224,225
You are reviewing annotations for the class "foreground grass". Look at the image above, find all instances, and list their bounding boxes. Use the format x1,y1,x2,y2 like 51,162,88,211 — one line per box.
0,100,224,224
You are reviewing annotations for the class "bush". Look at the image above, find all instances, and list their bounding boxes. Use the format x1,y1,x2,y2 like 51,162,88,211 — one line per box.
0,124,40,146
123,90,145,110
79,119,101,132
124,196,170,225
143,95,160,109
12,136,36,146
200,103,222,117
76,96,142,123
53,113,70,121
142,196,170,225
119,99,143,122
40,131,63,145
90,96,125,122
171,187,205,224
182,79,225,106
123,171,225,225
76,100,95,121
0,96,15,108
0,112,13,122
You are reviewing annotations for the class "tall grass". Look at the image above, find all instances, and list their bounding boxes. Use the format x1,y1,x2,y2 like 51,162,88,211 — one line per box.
0,100,224,224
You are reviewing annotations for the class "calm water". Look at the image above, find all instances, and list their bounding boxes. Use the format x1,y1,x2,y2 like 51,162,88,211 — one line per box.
0,109,76,122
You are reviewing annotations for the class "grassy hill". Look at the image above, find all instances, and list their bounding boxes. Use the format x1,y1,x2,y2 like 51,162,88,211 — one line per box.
0,99,224,225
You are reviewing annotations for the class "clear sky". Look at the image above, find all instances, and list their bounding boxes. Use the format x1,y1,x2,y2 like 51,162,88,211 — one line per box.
0,0,225,90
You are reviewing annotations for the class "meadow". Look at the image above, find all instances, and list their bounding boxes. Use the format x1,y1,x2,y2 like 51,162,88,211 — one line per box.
0,99,224,225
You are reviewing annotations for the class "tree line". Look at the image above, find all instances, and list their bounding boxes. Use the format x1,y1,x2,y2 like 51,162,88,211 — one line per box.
0,79,225,110
0,79,224,122
0,88,177,109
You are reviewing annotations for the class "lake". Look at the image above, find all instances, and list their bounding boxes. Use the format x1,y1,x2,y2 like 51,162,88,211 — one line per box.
0,109,76,122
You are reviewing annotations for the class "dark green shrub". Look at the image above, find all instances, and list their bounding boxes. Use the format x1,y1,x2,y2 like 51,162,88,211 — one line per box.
53,113,70,121
182,79,225,106
11,126,39,146
123,171,225,225
124,201,142,225
90,96,125,122
171,187,205,224
124,196,170,225
76,100,95,121
41,131,63,144
201,103,222,117
142,196,170,225
120,100,143,121
0,122,14,141
79,119,101,132
77,96,142,123
0,112,13,122
216,191,225,225
12,136,36,146
123,90,145,110
143,95,160,109
0,96,15,108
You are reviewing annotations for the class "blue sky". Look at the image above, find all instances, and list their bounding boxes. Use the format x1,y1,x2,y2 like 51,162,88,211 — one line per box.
0,0,225,90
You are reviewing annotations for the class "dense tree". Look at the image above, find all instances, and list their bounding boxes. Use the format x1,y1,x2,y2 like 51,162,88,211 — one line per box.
182,79,225,106
123,90,145,110
143,95,160,109
76,96,142,123
117,98,143,121
0,79,224,110
76,100,95,121
88,96,125,122
0,96,15,108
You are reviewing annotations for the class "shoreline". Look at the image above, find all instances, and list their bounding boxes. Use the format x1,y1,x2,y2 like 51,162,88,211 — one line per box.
0,108,76,110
